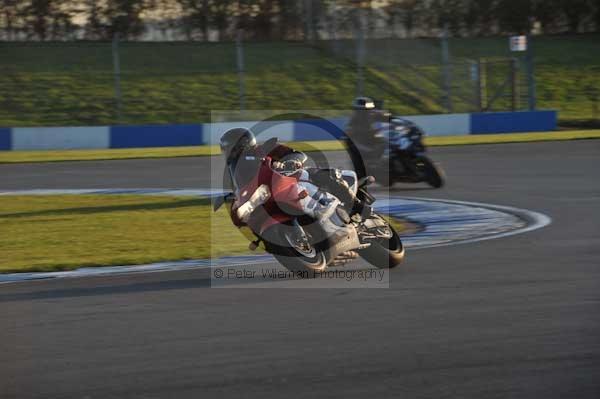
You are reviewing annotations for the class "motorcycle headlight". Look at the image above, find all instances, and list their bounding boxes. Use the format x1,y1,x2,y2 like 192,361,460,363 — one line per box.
236,184,271,222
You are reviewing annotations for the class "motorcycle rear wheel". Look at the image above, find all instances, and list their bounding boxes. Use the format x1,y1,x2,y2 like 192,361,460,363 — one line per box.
358,224,405,269
262,222,331,275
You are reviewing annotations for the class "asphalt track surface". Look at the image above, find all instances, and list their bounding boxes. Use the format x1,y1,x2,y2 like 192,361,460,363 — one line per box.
1,140,600,399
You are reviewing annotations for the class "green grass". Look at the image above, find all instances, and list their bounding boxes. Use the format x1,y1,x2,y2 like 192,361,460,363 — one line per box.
0,195,249,273
0,145,221,163
424,129,600,146
0,131,598,164
0,194,411,273
1,35,599,127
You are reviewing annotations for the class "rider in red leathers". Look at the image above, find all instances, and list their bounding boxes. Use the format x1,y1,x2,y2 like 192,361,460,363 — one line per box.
219,128,357,212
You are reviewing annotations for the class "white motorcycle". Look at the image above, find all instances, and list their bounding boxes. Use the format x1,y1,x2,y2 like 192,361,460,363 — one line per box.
214,141,405,273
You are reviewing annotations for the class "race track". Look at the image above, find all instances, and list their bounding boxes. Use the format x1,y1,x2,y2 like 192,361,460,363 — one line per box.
1,140,600,398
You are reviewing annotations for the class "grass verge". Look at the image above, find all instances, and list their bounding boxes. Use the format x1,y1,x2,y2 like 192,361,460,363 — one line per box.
0,194,410,273
0,195,242,273
0,130,598,164
425,130,600,146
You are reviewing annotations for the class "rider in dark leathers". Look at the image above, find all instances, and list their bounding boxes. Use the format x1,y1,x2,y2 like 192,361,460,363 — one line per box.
345,97,391,179
347,97,391,146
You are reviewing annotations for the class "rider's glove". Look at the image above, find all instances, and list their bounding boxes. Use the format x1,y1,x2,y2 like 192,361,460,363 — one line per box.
284,159,303,170
273,159,303,171
271,161,285,170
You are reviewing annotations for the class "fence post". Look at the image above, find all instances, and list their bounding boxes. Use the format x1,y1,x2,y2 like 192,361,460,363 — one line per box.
112,33,122,122
526,34,536,111
331,0,339,53
511,58,519,111
441,24,453,113
236,30,245,112
305,0,313,43
478,58,487,111
471,60,481,112
356,7,366,97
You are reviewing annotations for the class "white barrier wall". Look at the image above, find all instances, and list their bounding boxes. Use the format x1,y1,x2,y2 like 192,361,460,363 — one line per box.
402,114,471,136
12,127,110,150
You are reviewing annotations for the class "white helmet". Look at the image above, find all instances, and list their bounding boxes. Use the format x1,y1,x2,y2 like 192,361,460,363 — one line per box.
352,96,376,110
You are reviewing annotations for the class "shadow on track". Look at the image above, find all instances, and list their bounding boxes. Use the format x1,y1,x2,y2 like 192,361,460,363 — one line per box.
1,264,364,301
0,276,211,302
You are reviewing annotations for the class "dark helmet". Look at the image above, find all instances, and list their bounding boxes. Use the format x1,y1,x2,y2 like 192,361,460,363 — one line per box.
352,96,376,110
220,128,257,161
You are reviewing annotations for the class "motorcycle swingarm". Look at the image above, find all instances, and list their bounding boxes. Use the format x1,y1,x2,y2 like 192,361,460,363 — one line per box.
327,224,362,260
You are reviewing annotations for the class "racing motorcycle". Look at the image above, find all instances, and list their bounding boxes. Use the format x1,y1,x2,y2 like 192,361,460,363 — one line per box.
346,118,445,188
213,139,405,274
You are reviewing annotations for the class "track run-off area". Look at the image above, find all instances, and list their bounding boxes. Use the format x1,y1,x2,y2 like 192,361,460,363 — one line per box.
0,189,550,284
1,140,599,398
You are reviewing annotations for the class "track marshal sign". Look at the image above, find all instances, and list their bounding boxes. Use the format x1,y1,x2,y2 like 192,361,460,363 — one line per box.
510,35,528,52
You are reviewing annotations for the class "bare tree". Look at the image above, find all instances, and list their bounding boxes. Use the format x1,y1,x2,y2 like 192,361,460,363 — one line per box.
0,0,22,40
595,0,600,31
77,0,154,40
277,0,302,40
385,0,421,38
496,0,533,34
177,0,210,40
560,0,592,33
463,0,496,36
254,0,275,40
20,0,76,40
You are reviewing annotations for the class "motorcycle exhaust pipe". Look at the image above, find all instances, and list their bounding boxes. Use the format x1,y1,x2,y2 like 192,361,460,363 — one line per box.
331,251,360,266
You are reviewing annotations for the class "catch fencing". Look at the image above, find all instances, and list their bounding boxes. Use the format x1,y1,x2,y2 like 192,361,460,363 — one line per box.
0,34,597,128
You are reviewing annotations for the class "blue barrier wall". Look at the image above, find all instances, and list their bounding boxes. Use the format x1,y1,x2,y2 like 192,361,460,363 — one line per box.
470,111,557,134
293,118,348,141
0,128,11,151
110,124,203,148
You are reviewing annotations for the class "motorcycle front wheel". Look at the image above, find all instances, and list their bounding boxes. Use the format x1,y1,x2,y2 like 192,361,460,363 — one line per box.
415,156,445,188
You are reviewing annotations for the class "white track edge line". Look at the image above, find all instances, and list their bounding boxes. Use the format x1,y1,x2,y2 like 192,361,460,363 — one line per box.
398,196,552,250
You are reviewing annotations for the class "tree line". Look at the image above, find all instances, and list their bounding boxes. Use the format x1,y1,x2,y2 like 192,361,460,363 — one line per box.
1,0,599,41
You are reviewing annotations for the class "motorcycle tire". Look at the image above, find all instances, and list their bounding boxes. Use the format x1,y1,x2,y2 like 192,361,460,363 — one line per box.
358,223,405,269
262,222,332,275
416,156,445,188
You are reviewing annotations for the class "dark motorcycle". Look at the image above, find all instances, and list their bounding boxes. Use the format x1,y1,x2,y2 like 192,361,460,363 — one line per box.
345,118,445,188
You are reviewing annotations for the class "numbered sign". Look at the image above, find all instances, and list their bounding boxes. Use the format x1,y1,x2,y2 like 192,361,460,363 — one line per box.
510,35,528,52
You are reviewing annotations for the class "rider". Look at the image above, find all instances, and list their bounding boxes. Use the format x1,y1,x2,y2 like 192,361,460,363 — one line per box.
219,127,357,211
345,97,392,179
346,97,391,149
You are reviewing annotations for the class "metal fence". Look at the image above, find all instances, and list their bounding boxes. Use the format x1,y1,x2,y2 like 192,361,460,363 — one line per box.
320,34,535,115
0,34,598,127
